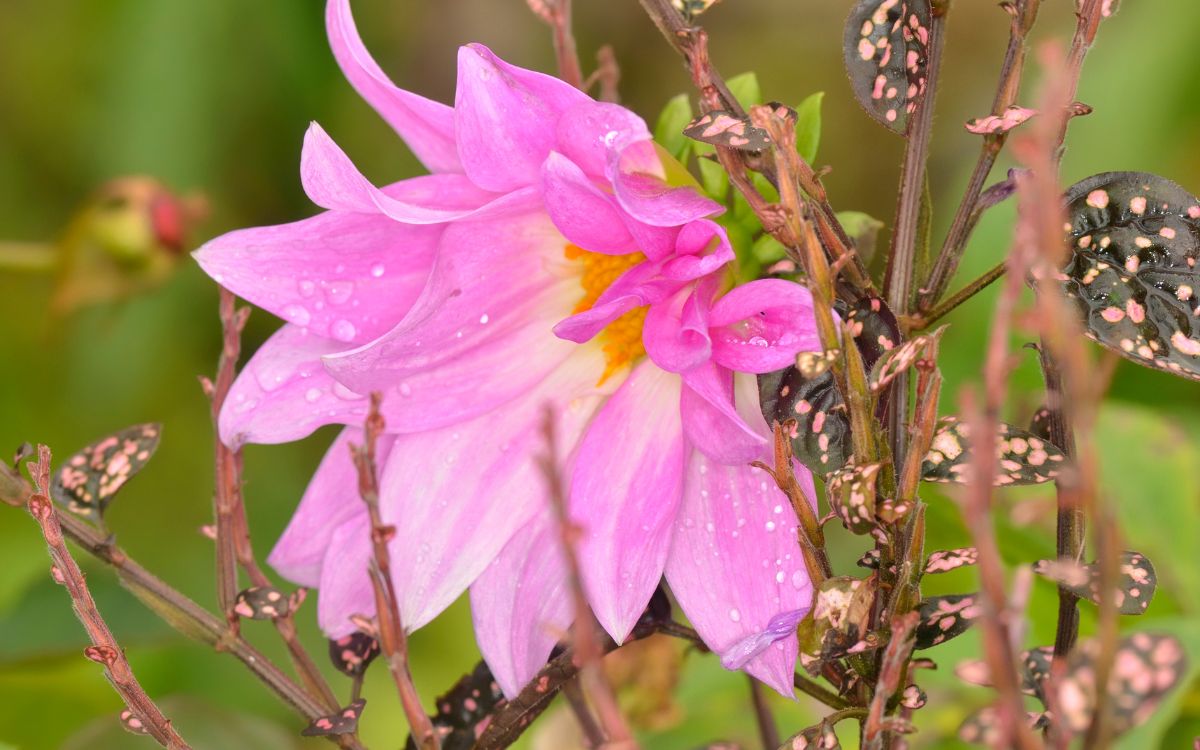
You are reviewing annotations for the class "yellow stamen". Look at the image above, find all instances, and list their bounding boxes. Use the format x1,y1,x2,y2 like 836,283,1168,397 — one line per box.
565,244,648,384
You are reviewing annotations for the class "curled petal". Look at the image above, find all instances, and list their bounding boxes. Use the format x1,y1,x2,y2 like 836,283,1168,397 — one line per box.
219,326,369,447
301,123,536,223
194,206,438,343
643,281,714,373
269,428,392,587
454,44,590,193
555,100,651,180
380,345,614,632
664,453,814,697
571,362,685,643
326,0,461,173
541,152,638,254
612,140,723,228
470,514,571,698
680,364,768,464
552,259,676,344
661,219,736,281
709,279,822,374
720,608,808,670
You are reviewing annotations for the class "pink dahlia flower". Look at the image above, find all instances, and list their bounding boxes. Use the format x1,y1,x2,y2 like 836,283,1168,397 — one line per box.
195,0,822,698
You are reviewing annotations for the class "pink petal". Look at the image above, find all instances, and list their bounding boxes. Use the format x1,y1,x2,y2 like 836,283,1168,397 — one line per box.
218,326,369,447
571,361,685,643
661,219,736,281
326,0,461,173
555,100,650,179
300,123,538,223
193,206,438,343
680,364,768,464
709,278,822,374
268,428,392,587
316,513,376,637
612,140,723,227
454,44,590,193
642,281,713,373
664,451,814,697
323,213,580,430
470,514,571,698
552,259,682,345
381,345,614,632
541,151,638,254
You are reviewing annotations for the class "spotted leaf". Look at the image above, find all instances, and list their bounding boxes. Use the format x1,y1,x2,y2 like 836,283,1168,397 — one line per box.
826,460,882,534
1032,550,1156,615
328,631,381,677
1062,172,1200,381
921,417,1068,486
1054,633,1187,738
683,103,793,153
915,594,980,649
869,326,946,392
302,699,366,737
856,548,883,570
1029,405,1053,441
760,296,898,477
407,660,507,750
924,547,978,574
233,586,290,620
959,709,1050,745
965,105,1037,135
50,423,161,522
900,684,927,709
782,721,841,749
955,646,1055,699
843,0,932,133
799,576,880,674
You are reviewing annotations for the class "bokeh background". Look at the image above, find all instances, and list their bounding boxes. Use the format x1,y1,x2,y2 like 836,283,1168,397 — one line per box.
1,1,1198,748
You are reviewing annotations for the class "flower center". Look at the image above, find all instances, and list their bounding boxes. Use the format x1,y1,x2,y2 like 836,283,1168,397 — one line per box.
565,244,648,384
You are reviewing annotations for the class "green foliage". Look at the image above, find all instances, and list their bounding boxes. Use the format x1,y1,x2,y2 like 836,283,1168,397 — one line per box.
655,93,694,161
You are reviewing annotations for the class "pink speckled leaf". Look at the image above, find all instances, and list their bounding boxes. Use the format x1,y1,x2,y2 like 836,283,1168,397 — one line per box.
1062,171,1200,381
843,0,932,133
301,699,366,737
965,105,1037,135
915,593,980,649
921,417,1068,486
50,423,161,522
1031,550,1157,615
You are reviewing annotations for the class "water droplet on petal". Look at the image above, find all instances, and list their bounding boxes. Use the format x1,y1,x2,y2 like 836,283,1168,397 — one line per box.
792,571,807,589
479,313,490,324
283,305,311,326
326,281,354,305
298,280,316,297
331,320,357,342
398,383,413,397
765,521,777,532
748,336,768,347
729,608,741,623
370,263,386,278
304,388,322,403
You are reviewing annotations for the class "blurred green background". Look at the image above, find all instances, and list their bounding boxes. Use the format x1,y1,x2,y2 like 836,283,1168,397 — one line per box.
1,1,1198,748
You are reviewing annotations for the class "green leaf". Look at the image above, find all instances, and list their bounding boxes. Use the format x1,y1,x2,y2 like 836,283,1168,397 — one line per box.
654,93,693,161
725,71,761,110
752,234,788,265
794,91,824,163
696,154,728,203
836,211,885,266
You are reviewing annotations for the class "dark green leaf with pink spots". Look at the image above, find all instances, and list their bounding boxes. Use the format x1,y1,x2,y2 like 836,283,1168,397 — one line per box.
302,699,366,737
683,102,794,153
759,296,898,477
915,594,980,649
869,325,946,392
1062,172,1200,381
826,460,882,534
921,417,1067,486
958,709,1049,746
843,0,932,133
50,423,161,522
408,660,506,750
328,631,381,677
233,586,291,620
1032,550,1157,615
799,576,880,674
924,547,978,574
1053,633,1187,738
1028,405,1053,441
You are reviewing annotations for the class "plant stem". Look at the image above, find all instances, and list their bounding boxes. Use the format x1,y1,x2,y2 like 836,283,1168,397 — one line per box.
910,260,1007,330
748,677,780,750
26,447,190,750
791,672,851,711
527,0,584,89
351,394,439,750
918,0,1041,313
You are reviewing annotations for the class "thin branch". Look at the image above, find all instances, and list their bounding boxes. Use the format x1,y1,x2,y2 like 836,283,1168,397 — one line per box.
918,0,1042,312
586,45,621,103
748,677,780,750
203,288,343,715
0,458,361,748
562,679,607,748
539,405,636,747
792,673,852,712
351,393,439,750
25,446,189,750
862,611,918,750
910,260,1007,331
526,0,584,89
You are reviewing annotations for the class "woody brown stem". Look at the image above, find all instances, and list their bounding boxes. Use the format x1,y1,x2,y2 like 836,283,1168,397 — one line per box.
25,446,190,750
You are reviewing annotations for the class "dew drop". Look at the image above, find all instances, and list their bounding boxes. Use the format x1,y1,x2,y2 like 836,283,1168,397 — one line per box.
326,281,354,305
331,319,357,342
370,263,386,278
283,305,311,326
776,571,786,583
748,336,769,347
298,280,316,298
792,571,807,589
479,313,490,324
304,388,322,403
765,521,777,532
398,383,413,397
729,608,741,623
